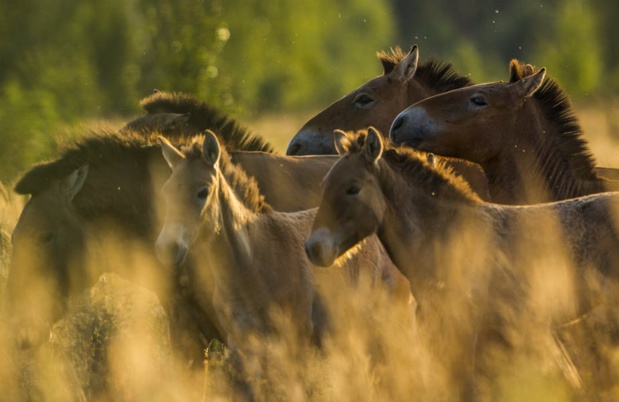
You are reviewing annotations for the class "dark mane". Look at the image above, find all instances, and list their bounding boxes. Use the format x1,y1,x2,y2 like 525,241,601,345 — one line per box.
180,136,271,214
345,130,480,203
509,60,598,180
15,130,156,195
140,92,275,153
377,47,473,92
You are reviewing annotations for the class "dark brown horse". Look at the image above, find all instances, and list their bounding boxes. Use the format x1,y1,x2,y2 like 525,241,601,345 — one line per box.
286,45,473,155
390,60,619,204
306,128,619,400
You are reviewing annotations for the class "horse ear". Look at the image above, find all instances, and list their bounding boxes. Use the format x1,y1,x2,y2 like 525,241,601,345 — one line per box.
61,164,88,200
202,130,221,167
508,59,522,83
334,129,352,155
364,127,384,163
392,45,419,83
515,67,546,98
158,136,185,170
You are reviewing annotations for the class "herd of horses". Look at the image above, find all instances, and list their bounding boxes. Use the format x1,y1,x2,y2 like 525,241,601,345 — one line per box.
5,44,619,400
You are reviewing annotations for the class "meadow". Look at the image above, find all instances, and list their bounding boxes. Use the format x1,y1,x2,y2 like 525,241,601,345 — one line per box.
1,99,619,401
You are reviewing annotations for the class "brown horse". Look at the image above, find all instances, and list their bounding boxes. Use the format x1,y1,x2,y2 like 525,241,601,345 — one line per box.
390,60,619,204
286,45,473,155
306,128,619,400
156,133,412,384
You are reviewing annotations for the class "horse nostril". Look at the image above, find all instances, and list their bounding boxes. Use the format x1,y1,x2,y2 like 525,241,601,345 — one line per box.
169,243,180,259
390,115,406,143
286,141,303,156
392,116,404,131
305,241,322,263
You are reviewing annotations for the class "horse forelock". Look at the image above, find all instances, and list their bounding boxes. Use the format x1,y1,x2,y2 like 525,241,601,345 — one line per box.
376,46,408,75
139,91,275,153
179,136,271,214
376,48,472,92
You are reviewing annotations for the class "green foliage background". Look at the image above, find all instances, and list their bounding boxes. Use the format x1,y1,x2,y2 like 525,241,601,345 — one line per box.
1,0,617,181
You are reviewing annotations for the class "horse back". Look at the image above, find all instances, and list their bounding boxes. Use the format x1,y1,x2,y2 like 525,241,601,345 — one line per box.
231,152,337,211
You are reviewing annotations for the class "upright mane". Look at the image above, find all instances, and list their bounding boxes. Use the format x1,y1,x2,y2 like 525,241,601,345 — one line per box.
509,60,598,181
140,92,275,153
15,130,155,195
377,47,473,93
345,131,480,203
180,136,271,214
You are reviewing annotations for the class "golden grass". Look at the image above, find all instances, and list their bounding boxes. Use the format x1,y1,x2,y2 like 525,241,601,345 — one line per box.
1,101,619,401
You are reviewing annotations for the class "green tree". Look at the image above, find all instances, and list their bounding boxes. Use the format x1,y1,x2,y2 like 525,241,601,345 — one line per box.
533,0,602,95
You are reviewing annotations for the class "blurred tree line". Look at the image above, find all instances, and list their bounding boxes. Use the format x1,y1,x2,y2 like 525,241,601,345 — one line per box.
0,0,393,181
1,0,617,181
392,0,618,95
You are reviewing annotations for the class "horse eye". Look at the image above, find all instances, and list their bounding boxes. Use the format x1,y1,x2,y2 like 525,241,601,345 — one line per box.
197,187,209,200
346,185,361,196
470,95,487,107
353,94,375,108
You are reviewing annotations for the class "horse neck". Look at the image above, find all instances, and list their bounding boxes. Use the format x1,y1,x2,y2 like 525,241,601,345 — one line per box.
74,147,161,240
405,79,434,106
376,164,484,298
484,107,603,204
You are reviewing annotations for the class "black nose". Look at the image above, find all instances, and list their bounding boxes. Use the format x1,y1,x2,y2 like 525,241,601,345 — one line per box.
286,138,304,155
305,240,324,264
390,115,406,144
168,242,180,260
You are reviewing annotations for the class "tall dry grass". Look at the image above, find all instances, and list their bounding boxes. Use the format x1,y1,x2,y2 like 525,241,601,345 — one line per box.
0,100,618,401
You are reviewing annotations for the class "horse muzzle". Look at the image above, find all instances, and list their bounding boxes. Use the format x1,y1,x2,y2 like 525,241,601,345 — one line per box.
305,229,339,267
286,129,336,156
390,107,436,147
155,238,188,267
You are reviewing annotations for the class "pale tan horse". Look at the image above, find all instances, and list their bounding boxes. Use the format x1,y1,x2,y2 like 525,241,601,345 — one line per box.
390,60,619,204
306,128,619,400
156,132,412,367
